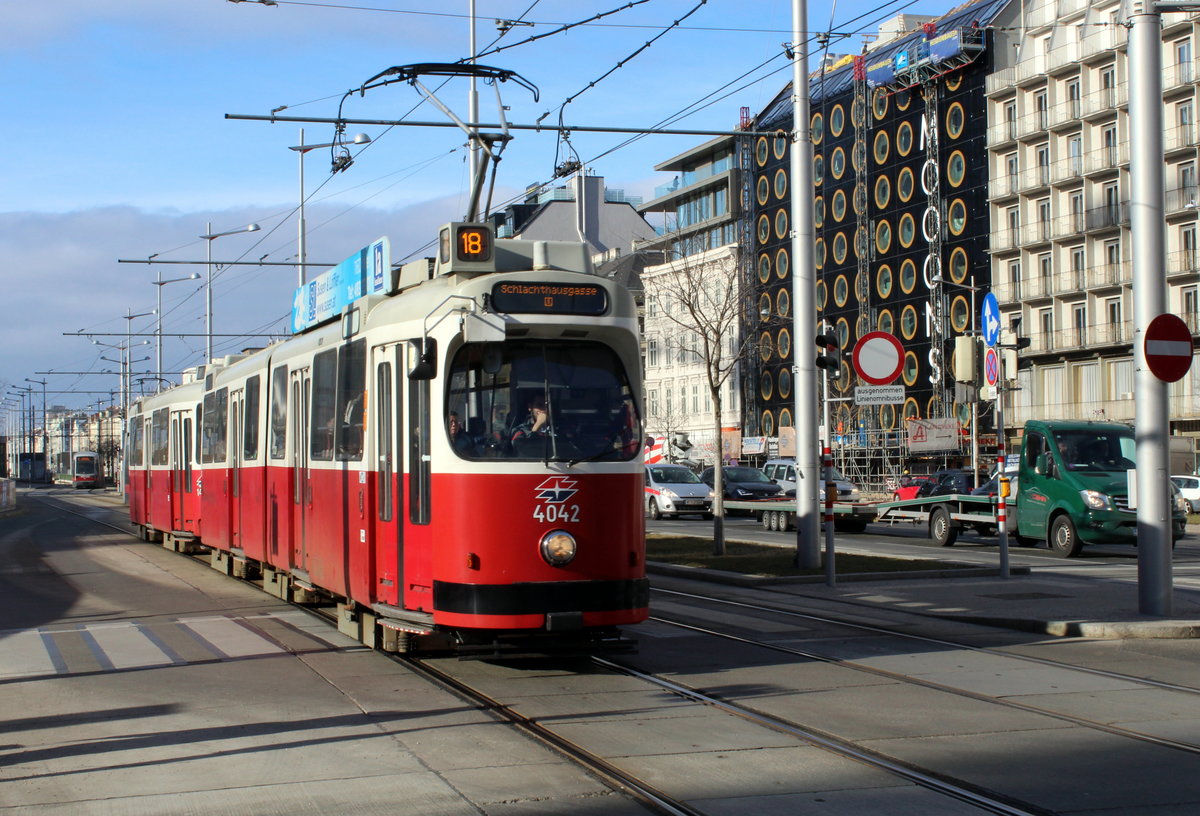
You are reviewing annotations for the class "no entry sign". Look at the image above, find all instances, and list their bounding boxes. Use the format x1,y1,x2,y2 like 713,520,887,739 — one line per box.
1144,313,1194,383
852,331,904,385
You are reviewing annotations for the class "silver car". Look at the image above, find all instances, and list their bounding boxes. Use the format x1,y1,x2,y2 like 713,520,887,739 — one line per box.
645,465,714,519
762,458,861,502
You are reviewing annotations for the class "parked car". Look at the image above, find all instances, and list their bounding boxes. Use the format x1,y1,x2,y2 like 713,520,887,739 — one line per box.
973,460,1021,498
762,458,861,501
892,474,935,501
1171,475,1200,513
700,466,784,501
916,468,987,498
645,464,714,519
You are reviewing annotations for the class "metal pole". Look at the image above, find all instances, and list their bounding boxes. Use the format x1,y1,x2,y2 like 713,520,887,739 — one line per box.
468,0,481,220
792,0,820,568
205,221,214,363
156,268,163,383
1129,2,1173,615
298,128,307,288
996,350,1010,579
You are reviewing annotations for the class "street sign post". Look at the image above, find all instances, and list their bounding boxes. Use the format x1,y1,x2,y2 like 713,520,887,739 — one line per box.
1144,313,1194,383
851,331,904,385
981,292,1001,348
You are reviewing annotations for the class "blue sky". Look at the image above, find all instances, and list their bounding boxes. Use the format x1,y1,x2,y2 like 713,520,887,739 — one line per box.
0,0,953,418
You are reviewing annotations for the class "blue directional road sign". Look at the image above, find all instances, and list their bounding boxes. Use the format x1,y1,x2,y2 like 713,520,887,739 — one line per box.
981,292,1001,348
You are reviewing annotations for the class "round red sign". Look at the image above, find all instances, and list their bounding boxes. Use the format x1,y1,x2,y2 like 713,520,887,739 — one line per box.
852,332,905,385
1144,313,1194,383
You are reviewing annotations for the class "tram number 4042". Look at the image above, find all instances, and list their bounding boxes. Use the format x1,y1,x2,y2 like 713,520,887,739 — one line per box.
533,504,581,523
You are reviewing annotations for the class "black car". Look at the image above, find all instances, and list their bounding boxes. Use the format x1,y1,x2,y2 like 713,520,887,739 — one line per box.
916,468,985,498
700,466,784,500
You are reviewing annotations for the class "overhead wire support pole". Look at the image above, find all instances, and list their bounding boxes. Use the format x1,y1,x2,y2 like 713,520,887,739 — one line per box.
1128,0,1199,616
791,0,821,570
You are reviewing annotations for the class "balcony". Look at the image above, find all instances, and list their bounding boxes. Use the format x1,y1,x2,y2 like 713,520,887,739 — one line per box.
1010,396,1135,426
1046,41,1083,76
1021,221,1054,246
1088,261,1129,288
1015,110,1050,141
1047,98,1083,130
1080,25,1123,61
1081,84,1126,118
1049,156,1085,185
987,66,1020,97
987,118,1019,146
992,227,1020,252
1050,212,1087,240
991,172,1020,199
1056,0,1090,17
1165,123,1199,154
1083,143,1127,175
1165,186,1200,216
1017,164,1051,193
1165,60,1198,93
1167,248,1200,277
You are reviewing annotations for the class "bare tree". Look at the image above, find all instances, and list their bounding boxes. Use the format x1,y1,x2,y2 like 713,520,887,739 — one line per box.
642,243,753,555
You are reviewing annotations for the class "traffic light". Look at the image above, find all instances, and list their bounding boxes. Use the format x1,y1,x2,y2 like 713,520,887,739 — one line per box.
953,335,978,384
815,331,841,373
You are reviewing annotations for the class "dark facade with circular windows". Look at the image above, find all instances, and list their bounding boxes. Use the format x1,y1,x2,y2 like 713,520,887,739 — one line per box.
746,13,998,451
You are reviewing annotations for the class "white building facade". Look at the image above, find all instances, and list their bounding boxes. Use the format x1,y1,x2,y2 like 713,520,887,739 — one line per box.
987,0,1200,443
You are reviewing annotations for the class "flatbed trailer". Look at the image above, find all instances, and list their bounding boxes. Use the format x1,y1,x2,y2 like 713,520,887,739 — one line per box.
723,499,879,533
874,493,1001,546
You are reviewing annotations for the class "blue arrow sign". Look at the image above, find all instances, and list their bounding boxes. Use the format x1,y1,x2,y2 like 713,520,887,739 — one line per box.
981,292,1001,348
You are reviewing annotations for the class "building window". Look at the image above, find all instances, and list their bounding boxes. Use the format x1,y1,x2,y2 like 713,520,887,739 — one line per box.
1184,287,1199,331
647,337,659,368
1071,247,1086,287
1107,297,1123,340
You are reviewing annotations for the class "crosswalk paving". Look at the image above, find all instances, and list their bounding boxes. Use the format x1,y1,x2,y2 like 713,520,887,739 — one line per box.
0,610,362,681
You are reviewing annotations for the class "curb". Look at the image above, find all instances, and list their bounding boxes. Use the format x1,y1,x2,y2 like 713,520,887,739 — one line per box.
647,561,1031,586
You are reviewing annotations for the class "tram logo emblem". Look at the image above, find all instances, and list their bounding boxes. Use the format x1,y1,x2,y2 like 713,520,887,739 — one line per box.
534,477,578,503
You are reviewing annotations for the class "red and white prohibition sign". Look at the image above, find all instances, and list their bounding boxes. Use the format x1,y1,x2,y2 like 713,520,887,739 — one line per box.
1144,313,1194,383
852,331,905,385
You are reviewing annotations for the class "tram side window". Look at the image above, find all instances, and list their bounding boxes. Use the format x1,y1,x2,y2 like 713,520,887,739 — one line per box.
129,415,144,467
151,408,170,467
376,360,393,522
337,339,366,461
201,388,229,464
183,417,193,492
243,375,261,461
311,348,338,461
269,364,287,459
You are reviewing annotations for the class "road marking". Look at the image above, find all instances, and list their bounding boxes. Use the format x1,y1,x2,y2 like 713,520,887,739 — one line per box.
0,612,337,681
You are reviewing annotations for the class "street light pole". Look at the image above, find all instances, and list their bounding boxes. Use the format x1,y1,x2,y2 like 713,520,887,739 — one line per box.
24,377,47,478
152,271,200,386
288,131,370,287
200,222,261,363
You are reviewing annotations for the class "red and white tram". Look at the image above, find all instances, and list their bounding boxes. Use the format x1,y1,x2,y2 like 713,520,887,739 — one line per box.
128,223,647,655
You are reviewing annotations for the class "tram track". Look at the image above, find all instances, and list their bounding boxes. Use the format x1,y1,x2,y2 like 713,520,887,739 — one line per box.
31,491,1200,814
652,586,1200,697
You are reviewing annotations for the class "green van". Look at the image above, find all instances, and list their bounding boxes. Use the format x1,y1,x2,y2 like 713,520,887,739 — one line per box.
1015,420,1189,557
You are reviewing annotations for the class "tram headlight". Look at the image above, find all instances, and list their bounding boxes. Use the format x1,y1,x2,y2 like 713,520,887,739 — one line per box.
540,530,577,566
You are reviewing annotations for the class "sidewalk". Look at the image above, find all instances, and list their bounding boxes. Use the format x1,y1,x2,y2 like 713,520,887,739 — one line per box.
648,560,1200,639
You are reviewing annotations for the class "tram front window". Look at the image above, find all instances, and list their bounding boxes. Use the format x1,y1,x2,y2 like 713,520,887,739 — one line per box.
447,340,640,463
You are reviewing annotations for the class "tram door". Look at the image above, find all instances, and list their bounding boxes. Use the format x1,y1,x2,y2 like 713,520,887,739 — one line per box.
371,344,402,607
170,413,183,532
228,388,244,553
289,368,311,572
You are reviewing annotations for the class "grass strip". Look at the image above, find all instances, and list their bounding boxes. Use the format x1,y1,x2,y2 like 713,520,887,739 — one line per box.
647,534,970,578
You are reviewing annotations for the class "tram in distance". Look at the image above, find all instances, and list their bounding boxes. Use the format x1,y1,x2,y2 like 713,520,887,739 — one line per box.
127,222,648,656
